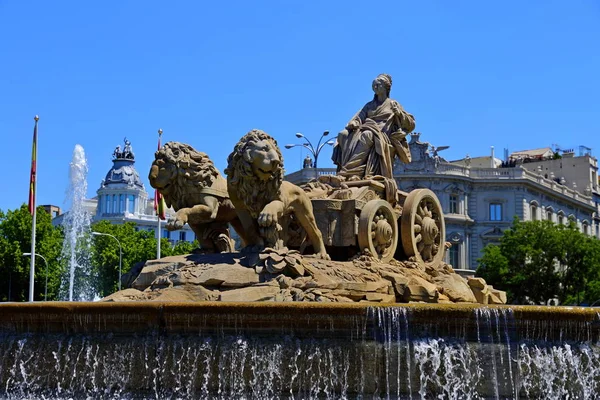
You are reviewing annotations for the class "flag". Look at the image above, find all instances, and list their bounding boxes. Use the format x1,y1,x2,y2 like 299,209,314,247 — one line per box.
28,118,38,215
154,133,166,220
154,190,166,220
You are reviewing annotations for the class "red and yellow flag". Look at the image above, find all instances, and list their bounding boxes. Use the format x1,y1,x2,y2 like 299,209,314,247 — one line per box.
28,117,38,215
154,132,166,220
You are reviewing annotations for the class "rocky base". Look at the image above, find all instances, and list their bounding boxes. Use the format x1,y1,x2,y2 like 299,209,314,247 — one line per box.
102,249,506,305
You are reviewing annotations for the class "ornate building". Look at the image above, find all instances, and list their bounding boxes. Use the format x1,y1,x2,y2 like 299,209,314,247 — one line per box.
96,139,148,222
285,133,598,271
395,133,597,271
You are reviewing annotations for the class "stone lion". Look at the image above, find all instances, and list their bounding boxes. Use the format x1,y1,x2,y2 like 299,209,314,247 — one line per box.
149,141,247,253
224,129,329,259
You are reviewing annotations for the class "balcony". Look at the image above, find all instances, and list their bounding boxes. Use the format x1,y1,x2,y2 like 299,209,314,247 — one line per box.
285,168,337,185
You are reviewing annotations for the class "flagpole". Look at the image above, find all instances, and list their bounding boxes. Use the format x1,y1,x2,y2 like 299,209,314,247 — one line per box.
29,115,39,302
156,128,163,260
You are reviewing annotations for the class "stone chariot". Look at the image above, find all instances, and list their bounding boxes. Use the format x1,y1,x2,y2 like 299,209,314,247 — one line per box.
293,177,445,267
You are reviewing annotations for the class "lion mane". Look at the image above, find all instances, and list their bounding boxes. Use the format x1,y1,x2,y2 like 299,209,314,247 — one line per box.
224,129,284,218
154,141,222,210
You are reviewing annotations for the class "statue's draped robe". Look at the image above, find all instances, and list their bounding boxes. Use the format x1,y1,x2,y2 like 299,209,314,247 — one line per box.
333,98,415,180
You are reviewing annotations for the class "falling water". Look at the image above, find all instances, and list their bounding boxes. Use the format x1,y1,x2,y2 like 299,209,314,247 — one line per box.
59,144,95,301
0,305,599,399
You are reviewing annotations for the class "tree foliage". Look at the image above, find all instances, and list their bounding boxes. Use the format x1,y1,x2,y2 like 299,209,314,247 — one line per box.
90,220,198,298
477,218,600,305
0,204,198,301
0,205,64,301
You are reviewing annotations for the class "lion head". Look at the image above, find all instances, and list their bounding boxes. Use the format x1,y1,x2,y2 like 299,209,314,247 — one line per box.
149,141,221,210
225,129,284,218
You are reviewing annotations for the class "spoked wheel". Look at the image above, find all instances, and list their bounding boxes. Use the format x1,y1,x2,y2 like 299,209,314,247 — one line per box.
401,189,445,268
358,199,399,263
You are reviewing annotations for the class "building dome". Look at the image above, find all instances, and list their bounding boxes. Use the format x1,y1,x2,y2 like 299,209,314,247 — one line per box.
101,138,144,189
103,159,144,189
96,138,149,219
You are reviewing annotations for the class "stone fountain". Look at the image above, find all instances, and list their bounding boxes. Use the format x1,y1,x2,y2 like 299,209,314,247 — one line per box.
1,74,599,398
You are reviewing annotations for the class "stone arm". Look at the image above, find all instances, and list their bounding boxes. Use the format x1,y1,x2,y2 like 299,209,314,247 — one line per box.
391,100,415,133
346,103,369,130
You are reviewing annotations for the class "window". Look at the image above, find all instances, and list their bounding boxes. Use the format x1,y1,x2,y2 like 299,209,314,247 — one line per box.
449,244,460,268
105,195,110,213
583,223,589,235
112,195,117,214
558,213,565,225
128,195,135,213
489,203,502,221
119,194,125,213
162,230,170,239
449,195,458,214
530,205,537,221
179,231,186,242
546,209,553,221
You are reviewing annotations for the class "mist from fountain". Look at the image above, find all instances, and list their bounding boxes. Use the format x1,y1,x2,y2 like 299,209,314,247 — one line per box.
59,144,96,301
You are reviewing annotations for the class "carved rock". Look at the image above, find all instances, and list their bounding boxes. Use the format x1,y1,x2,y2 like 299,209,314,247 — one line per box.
489,286,508,304
467,277,487,290
220,282,280,302
150,286,218,302
403,276,440,303
433,273,477,303
471,285,491,305
380,272,410,298
364,293,396,303
437,293,454,304
100,288,148,302
466,277,507,305
132,256,187,290
176,264,259,288
107,252,506,305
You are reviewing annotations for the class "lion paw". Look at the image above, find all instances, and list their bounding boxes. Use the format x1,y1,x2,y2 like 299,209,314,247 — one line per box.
258,211,278,227
167,216,186,230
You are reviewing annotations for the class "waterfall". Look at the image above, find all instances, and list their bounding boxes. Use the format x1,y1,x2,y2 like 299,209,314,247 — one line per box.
0,304,599,399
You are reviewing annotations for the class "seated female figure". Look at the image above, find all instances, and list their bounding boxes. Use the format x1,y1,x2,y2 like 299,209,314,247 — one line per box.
332,73,415,181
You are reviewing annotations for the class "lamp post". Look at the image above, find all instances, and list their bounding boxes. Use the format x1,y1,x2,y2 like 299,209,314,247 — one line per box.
285,131,335,169
92,231,123,291
22,252,48,301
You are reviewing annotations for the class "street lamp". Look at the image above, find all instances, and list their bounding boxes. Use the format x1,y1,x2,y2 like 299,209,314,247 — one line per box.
285,130,335,169
22,252,48,301
92,231,123,291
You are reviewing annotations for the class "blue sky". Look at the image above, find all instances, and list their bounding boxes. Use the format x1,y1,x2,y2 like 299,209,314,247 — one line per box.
1,0,599,212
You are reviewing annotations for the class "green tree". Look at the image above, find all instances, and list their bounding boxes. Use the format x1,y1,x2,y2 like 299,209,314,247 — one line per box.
0,205,200,301
477,218,600,305
559,228,600,305
0,204,64,301
90,221,198,297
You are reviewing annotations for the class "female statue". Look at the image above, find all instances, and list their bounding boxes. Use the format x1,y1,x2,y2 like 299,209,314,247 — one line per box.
332,73,415,181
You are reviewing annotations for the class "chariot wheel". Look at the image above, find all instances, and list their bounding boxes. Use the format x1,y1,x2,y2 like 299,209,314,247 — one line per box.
401,189,445,268
358,199,399,263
